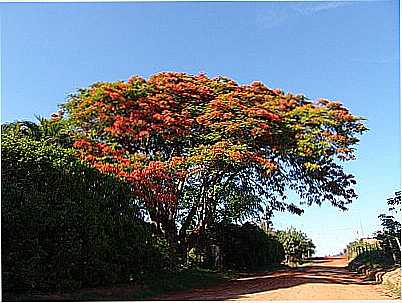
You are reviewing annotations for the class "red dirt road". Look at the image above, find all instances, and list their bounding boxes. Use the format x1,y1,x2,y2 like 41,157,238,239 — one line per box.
152,256,395,300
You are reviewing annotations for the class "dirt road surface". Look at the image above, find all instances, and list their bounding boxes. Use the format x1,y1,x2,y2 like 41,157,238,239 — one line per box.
151,256,395,300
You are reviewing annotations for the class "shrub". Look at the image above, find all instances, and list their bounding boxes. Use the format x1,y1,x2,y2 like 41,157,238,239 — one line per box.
348,250,395,271
2,133,171,293
199,222,285,270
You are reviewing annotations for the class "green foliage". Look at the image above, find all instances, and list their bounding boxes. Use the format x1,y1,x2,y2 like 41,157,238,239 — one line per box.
2,133,172,293
3,268,230,301
376,191,401,263
276,227,315,263
200,222,285,270
62,72,367,252
345,191,401,266
2,114,72,147
348,250,394,271
136,268,228,300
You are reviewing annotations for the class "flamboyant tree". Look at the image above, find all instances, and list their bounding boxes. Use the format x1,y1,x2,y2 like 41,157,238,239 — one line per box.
63,72,367,252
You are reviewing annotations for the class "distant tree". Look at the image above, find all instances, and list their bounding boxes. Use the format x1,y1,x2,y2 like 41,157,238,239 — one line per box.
62,72,367,254
276,227,315,263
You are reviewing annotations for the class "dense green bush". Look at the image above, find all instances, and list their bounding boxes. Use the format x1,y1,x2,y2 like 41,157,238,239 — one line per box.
2,133,172,293
348,250,395,271
276,227,315,263
198,222,285,270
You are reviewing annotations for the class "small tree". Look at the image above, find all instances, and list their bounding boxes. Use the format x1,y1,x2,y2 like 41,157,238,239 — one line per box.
276,227,315,263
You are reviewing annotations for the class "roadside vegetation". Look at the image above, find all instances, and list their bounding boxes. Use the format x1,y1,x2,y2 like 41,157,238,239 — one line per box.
2,72,366,300
276,228,315,266
2,133,175,296
346,191,401,298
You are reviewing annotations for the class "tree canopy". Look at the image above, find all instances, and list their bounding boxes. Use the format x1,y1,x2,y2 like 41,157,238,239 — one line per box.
63,72,367,250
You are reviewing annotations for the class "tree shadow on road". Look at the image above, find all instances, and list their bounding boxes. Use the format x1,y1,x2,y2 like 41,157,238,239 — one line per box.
152,258,379,301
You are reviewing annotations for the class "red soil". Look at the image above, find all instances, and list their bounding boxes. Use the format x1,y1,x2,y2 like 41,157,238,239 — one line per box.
151,256,395,300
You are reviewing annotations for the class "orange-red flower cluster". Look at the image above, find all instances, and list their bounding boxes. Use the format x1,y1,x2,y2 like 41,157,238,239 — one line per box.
65,72,366,209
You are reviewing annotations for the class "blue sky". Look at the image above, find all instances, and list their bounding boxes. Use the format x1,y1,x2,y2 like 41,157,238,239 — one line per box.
1,1,400,256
